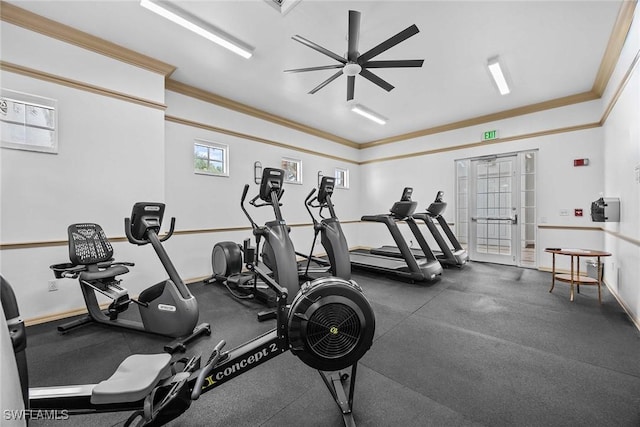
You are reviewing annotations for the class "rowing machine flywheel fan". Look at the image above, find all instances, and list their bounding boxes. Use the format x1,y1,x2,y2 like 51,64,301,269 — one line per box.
287,277,375,371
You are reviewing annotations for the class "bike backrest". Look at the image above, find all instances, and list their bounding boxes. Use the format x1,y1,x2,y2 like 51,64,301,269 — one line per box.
68,223,113,265
317,176,335,205
259,168,284,203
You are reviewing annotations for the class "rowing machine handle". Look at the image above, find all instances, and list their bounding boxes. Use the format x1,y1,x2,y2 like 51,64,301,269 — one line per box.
191,340,226,401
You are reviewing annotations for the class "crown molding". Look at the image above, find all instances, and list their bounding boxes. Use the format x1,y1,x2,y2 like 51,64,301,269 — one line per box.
2,0,635,151
359,91,600,149
165,79,359,149
592,0,637,96
165,114,359,164
0,61,167,110
0,1,176,76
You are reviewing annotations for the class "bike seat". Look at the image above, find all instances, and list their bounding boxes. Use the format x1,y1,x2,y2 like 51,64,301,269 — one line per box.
91,353,172,405
79,265,129,281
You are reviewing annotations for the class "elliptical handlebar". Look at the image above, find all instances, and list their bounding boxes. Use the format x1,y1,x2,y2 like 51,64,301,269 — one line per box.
240,184,259,231
304,188,319,226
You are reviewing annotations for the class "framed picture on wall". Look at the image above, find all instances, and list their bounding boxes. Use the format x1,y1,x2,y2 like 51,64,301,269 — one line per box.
281,157,302,184
0,89,58,154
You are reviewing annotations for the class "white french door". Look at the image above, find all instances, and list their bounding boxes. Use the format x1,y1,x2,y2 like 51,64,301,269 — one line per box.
456,151,537,267
469,155,519,265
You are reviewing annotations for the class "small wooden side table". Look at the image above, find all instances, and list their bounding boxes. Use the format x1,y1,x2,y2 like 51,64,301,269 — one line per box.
545,248,611,304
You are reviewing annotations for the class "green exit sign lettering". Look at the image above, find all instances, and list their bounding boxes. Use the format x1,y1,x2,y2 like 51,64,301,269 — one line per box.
483,130,498,141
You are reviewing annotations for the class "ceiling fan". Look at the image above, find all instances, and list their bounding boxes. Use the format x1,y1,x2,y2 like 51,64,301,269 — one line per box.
285,10,424,101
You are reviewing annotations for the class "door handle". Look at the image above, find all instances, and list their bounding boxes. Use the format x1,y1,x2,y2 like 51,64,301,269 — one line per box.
472,216,517,224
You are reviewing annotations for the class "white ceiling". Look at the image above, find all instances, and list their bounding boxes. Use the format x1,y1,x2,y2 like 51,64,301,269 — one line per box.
6,0,624,144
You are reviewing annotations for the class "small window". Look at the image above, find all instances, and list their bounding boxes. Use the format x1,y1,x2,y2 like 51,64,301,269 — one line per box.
194,140,228,176
335,168,349,189
1,89,57,154
281,157,302,184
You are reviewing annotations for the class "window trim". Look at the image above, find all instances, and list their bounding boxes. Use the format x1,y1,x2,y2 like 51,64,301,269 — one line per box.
1,89,58,154
334,167,350,189
194,139,229,177
281,157,302,185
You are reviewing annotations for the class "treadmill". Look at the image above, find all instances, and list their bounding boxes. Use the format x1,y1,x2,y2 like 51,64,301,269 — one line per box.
350,188,442,281
413,191,468,266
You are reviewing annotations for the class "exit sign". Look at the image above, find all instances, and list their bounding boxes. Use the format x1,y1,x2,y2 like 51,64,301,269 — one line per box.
483,130,499,141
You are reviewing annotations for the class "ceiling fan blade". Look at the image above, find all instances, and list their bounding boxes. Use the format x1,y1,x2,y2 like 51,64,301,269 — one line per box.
359,69,394,92
364,59,424,68
347,10,361,62
309,70,343,94
284,64,345,73
358,24,420,63
347,75,355,101
292,35,347,64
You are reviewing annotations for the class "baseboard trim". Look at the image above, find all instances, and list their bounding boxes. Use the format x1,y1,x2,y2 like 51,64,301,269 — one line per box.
605,280,640,332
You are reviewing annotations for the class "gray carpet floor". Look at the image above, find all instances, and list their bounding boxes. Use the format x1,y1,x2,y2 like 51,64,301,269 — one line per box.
26,261,640,426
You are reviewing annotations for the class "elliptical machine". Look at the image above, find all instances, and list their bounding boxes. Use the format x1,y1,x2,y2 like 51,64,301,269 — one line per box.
210,168,300,308
51,202,210,353
299,176,351,281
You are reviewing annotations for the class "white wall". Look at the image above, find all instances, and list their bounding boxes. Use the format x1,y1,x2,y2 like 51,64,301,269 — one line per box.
1,9,638,327
601,6,640,324
1,23,167,320
163,91,362,282
359,105,605,273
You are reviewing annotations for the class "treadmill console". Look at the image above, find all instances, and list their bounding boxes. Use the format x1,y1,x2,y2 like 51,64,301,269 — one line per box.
259,168,285,203
400,187,413,201
427,191,447,217
390,187,417,219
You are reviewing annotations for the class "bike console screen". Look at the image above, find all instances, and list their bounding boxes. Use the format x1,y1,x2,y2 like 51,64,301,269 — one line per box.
129,202,165,241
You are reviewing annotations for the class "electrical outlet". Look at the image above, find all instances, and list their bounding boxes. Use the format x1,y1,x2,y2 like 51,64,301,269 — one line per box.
48,280,58,292
559,209,569,216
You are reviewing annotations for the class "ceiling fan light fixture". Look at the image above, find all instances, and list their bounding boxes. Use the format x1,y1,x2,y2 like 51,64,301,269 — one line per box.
488,56,510,95
342,63,362,76
350,103,387,125
140,0,254,59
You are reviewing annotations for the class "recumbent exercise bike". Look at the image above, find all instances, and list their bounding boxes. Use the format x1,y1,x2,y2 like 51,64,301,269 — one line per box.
51,202,210,353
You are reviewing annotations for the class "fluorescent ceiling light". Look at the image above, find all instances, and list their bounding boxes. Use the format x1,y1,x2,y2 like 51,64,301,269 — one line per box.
350,103,387,125
140,0,254,59
488,56,510,95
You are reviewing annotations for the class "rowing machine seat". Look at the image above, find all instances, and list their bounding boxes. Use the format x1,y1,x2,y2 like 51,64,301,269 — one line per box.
91,353,172,405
